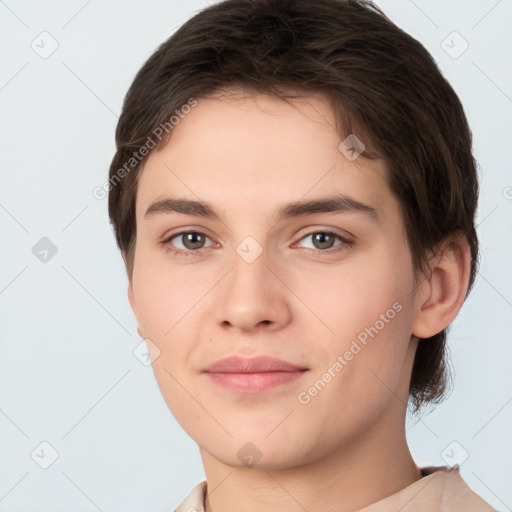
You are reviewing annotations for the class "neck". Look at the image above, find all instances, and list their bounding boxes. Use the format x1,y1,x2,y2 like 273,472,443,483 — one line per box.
201,402,422,512
201,338,423,512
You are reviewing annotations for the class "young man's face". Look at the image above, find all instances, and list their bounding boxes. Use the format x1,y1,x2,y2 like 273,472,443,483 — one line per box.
128,91,422,469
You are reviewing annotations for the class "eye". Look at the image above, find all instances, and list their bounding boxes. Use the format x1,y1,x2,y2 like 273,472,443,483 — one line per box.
295,230,352,253
161,229,353,257
162,231,214,255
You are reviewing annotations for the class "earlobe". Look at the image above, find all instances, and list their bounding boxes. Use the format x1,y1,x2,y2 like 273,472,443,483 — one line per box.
411,233,471,339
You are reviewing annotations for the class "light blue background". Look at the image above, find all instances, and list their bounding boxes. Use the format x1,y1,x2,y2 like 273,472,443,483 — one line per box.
1,1,511,510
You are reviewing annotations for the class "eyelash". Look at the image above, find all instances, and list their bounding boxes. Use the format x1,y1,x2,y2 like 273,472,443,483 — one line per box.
160,230,354,258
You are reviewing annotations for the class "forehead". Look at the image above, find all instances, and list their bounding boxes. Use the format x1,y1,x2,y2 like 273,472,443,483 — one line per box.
135,91,392,221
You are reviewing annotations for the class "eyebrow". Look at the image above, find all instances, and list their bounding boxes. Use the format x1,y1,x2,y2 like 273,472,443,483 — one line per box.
144,194,379,223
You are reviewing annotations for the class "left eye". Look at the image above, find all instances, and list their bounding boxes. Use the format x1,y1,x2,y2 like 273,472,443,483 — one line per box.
296,231,347,250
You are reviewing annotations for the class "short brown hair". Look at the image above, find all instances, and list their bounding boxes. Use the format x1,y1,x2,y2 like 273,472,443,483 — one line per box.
108,0,479,414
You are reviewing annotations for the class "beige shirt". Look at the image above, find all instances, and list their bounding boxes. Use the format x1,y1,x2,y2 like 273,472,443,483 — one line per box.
174,465,497,511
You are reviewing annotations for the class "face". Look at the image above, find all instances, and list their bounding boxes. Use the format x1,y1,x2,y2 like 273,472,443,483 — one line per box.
128,91,422,470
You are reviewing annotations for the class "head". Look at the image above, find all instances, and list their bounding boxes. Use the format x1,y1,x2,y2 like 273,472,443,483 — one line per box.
108,0,478,468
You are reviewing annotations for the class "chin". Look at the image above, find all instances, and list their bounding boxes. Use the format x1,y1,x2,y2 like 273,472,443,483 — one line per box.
200,434,324,471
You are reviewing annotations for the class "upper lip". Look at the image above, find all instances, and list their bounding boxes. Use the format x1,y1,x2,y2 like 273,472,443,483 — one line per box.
203,356,307,373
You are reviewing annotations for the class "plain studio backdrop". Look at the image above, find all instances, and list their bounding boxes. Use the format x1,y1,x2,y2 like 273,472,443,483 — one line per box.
0,1,511,511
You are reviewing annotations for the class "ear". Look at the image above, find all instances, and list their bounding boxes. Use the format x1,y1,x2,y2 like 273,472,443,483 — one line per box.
411,232,472,339
128,279,147,339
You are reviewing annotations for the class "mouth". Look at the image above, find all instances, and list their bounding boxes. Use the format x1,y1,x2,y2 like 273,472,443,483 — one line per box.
202,355,309,392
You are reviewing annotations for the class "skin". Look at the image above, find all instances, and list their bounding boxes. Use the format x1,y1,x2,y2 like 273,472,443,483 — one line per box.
127,90,471,512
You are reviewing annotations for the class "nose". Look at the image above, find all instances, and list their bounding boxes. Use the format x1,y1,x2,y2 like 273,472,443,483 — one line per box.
214,243,292,334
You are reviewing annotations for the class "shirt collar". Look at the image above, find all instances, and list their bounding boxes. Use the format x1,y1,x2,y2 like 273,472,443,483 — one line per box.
174,465,494,512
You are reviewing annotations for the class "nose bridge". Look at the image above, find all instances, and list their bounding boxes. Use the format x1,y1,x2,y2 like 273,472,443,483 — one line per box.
228,233,273,300
214,233,291,331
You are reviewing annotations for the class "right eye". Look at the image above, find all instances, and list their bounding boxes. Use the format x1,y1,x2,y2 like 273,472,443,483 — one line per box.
162,231,215,256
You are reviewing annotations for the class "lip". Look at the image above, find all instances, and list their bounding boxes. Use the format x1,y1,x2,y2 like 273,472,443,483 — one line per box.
203,356,308,392
204,355,307,373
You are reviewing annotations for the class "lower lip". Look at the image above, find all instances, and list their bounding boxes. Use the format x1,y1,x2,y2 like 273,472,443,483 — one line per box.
205,370,307,392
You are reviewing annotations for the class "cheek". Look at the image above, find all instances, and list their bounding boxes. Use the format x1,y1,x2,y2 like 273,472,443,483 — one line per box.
148,357,213,443
289,254,412,345
290,249,415,397
132,248,210,340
